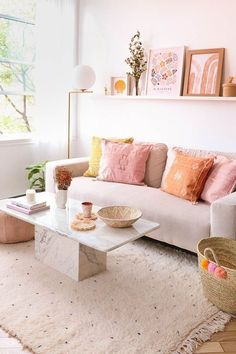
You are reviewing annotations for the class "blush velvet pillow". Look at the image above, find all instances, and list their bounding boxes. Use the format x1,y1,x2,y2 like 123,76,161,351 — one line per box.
83,136,134,177
201,155,236,203
98,140,152,185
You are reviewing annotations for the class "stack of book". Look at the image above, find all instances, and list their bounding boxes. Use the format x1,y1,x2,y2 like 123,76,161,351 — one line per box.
7,196,50,215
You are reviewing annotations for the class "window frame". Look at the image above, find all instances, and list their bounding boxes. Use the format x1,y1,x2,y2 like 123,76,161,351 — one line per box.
0,11,35,140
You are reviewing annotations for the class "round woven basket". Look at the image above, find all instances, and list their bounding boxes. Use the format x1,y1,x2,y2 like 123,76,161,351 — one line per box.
97,206,142,228
197,237,236,314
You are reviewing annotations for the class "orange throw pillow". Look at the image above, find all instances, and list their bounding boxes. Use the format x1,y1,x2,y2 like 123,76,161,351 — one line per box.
162,152,214,203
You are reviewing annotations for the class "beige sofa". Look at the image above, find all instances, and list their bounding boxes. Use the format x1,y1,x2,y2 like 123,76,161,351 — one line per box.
45,144,236,253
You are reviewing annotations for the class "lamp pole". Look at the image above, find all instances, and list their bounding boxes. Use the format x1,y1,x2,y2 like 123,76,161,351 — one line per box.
67,90,93,159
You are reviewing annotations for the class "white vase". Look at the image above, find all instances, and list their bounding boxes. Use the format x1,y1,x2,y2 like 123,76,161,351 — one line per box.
55,189,68,209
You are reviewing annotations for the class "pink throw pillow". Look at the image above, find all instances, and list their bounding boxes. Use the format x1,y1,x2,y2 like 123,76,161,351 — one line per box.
98,140,152,185
201,155,236,203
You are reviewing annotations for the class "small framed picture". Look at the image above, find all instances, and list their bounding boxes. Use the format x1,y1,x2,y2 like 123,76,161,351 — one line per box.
110,76,127,96
145,46,185,96
183,48,224,96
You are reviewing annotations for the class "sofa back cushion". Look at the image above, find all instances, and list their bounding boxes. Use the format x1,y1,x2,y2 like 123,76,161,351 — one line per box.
161,152,214,203
170,147,236,159
143,143,168,188
161,146,236,188
98,140,151,185
201,155,236,203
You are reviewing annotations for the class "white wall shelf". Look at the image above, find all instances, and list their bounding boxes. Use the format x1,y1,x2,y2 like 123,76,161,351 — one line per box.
99,95,236,102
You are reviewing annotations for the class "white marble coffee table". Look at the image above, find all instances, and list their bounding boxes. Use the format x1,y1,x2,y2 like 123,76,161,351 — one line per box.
0,192,160,281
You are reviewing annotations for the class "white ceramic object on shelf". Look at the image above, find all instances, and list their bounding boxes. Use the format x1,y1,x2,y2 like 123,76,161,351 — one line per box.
55,190,68,209
97,206,142,228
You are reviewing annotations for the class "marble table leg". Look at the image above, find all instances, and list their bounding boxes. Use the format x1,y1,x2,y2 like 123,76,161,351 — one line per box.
35,226,107,281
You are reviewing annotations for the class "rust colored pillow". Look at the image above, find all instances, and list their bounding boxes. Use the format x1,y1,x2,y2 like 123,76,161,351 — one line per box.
162,152,214,203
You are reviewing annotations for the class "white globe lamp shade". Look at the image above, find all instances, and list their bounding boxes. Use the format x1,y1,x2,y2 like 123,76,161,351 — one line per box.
73,65,96,91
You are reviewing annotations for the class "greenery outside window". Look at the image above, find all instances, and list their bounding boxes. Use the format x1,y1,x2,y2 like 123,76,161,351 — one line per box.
0,0,36,137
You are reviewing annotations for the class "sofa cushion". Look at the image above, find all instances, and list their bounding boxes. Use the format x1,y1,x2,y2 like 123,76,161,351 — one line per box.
161,146,236,188
161,147,214,188
83,136,134,177
98,141,151,185
179,148,236,160
144,143,168,188
201,155,236,203
161,152,214,203
69,176,210,252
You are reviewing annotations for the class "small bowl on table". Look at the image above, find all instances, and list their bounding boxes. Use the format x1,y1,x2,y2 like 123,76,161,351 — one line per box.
97,206,142,228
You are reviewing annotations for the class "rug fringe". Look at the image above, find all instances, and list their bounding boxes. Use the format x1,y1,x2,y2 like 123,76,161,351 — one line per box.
0,324,34,353
173,311,231,354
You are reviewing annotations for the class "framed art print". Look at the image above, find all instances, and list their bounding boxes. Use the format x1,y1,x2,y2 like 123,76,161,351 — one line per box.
183,48,224,96
110,76,127,96
145,46,185,96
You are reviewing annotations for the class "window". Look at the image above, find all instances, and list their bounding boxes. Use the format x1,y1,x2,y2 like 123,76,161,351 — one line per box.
0,0,36,136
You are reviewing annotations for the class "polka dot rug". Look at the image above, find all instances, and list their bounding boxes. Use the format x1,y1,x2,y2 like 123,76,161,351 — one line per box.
0,238,230,354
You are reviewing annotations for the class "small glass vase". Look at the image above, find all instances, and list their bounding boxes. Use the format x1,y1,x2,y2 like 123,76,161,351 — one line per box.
55,189,68,209
127,74,141,96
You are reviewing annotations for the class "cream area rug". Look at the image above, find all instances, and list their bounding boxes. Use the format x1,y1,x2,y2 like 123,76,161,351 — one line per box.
0,238,231,354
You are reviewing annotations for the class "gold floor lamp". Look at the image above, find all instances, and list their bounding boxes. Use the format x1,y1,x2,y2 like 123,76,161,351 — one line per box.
67,65,96,158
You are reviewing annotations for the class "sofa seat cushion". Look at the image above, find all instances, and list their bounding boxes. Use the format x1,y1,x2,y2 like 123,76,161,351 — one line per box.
69,177,210,252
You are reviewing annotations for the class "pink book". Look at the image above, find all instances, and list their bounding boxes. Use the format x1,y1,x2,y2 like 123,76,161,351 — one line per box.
7,203,50,215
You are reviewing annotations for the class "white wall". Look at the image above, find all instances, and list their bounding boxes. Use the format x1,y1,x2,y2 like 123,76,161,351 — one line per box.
2,0,236,198
0,0,77,199
1,140,37,198
78,0,236,156
0,140,64,199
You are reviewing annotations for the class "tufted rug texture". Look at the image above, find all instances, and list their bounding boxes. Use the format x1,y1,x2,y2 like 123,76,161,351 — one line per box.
0,238,231,354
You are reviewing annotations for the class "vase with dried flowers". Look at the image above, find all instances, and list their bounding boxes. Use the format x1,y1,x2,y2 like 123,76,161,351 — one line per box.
54,167,72,208
125,30,147,96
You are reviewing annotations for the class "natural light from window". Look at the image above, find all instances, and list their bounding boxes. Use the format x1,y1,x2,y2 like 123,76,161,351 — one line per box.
0,0,36,138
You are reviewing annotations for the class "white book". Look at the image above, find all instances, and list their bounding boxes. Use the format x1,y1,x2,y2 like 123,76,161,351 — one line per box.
11,196,47,210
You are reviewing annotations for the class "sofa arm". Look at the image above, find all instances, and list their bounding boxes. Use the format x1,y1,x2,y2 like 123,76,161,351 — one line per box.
45,157,89,193
210,191,236,240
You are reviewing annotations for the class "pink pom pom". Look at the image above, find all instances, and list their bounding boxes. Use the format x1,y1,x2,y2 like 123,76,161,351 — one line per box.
214,266,227,279
208,262,217,273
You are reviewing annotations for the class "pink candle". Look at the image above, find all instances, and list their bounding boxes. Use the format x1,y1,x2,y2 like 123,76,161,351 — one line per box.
81,202,93,218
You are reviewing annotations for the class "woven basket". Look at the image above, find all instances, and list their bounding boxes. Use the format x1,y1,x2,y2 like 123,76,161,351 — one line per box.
97,206,142,228
197,237,236,314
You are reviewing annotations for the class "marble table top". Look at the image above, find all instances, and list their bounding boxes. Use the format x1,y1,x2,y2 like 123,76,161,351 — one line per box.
0,192,160,253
